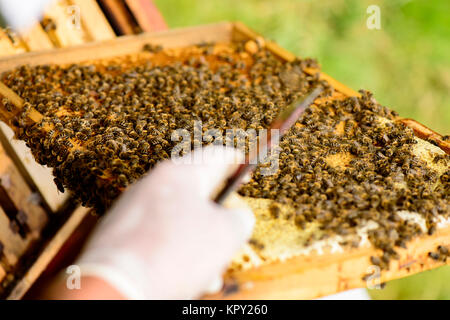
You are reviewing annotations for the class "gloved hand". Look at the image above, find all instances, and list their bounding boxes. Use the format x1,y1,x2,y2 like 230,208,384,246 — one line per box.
0,0,51,30
75,146,255,300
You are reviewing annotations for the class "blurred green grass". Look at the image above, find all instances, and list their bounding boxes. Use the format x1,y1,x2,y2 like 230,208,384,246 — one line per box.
155,0,450,300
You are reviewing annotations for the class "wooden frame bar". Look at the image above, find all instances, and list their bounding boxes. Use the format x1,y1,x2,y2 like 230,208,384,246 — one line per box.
97,0,138,35
7,206,90,299
124,0,168,32
70,0,116,41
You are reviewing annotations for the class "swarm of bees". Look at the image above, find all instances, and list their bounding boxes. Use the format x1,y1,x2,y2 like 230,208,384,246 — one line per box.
2,41,328,211
428,245,449,262
240,88,449,268
1,41,448,269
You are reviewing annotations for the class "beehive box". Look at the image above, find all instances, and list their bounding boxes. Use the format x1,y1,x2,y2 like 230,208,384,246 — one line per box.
0,19,448,300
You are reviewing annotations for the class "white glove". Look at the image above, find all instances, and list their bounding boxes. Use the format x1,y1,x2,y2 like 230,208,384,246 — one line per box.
76,146,255,300
0,0,51,30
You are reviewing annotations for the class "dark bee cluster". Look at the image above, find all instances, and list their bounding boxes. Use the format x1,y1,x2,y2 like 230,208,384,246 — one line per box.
1,41,329,212
240,90,449,269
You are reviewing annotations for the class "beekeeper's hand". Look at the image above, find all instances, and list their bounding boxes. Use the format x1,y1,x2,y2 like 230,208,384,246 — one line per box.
0,0,51,30
43,146,254,300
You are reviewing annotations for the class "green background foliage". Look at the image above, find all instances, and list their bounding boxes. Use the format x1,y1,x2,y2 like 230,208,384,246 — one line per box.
155,0,450,300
